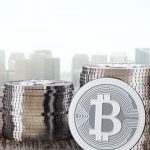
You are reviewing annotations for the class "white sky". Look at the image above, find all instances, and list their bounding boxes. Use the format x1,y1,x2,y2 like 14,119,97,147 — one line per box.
0,0,150,72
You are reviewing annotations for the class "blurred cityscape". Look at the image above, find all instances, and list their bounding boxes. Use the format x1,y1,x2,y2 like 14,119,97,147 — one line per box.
0,48,149,90
0,48,149,131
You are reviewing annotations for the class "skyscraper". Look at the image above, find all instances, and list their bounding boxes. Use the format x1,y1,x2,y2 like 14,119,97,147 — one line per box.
91,54,107,64
8,52,25,70
14,50,60,80
110,52,128,63
0,50,5,72
135,48,150,64
33,50,52,57
72,54,89,88
14,59,33,80
45,58,60,80
30,50,52,79
0,50,5,86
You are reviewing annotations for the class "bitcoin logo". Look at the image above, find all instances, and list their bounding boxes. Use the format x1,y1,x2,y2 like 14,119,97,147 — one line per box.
89,94,121,142
69,78,145,150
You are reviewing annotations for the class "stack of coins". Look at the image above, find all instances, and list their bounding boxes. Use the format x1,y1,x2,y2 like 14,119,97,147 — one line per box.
44,81,74,140
80,64,150,150
0,87,4,134
2,80,74,142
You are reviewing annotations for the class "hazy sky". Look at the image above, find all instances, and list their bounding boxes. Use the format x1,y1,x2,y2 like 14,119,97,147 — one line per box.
0,0,150,72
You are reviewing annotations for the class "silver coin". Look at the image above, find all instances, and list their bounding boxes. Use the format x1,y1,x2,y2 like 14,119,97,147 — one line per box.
80,64,150,150
2,80,73,141
82,64,150,70
5,80,73,90
3,93,73,98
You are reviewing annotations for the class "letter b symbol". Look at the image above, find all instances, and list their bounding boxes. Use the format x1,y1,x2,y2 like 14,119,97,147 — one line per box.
89,94,121,141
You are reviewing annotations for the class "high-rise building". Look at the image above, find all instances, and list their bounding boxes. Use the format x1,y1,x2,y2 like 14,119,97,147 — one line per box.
0,50,5,71
0,50,5,86
44,58,60,80
33,50,52,57
91,54,107,64
30,50,53,79
110,52,128,63
14,50,60,80
14,59,33,80
135,48,150,64
72,54,89,88
8,52,25,70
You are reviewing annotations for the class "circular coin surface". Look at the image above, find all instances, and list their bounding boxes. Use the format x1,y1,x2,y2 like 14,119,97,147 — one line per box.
69,78,145,150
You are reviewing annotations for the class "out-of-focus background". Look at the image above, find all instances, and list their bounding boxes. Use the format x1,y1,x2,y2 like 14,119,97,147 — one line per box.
0,0,150,148
0,0,150,90
0,0,150,88
0,49,148,90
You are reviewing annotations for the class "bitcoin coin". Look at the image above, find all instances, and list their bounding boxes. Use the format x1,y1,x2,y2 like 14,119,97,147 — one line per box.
79,64,150,150
69,78,145,150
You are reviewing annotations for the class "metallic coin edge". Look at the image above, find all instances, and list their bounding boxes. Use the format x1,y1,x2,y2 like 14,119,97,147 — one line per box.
69,78,145,150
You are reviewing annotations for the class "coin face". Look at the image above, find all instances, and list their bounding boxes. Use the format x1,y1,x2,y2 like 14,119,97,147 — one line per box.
69,78,145,150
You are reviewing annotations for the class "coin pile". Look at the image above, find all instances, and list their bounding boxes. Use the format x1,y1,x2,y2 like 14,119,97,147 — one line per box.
2,80,74,142
0,87,4,134
80,64,150,150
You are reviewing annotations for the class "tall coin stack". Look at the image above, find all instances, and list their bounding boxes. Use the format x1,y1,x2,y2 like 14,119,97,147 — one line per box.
0,87,4,134
80,64,150,150
2,80,74,142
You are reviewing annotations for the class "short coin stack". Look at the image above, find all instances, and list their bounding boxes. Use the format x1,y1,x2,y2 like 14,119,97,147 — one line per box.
2,80,74,142
80,64,150,150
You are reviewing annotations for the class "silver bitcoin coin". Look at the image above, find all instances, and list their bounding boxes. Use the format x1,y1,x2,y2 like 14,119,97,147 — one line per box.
69,78,145,150
78,64,150,150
